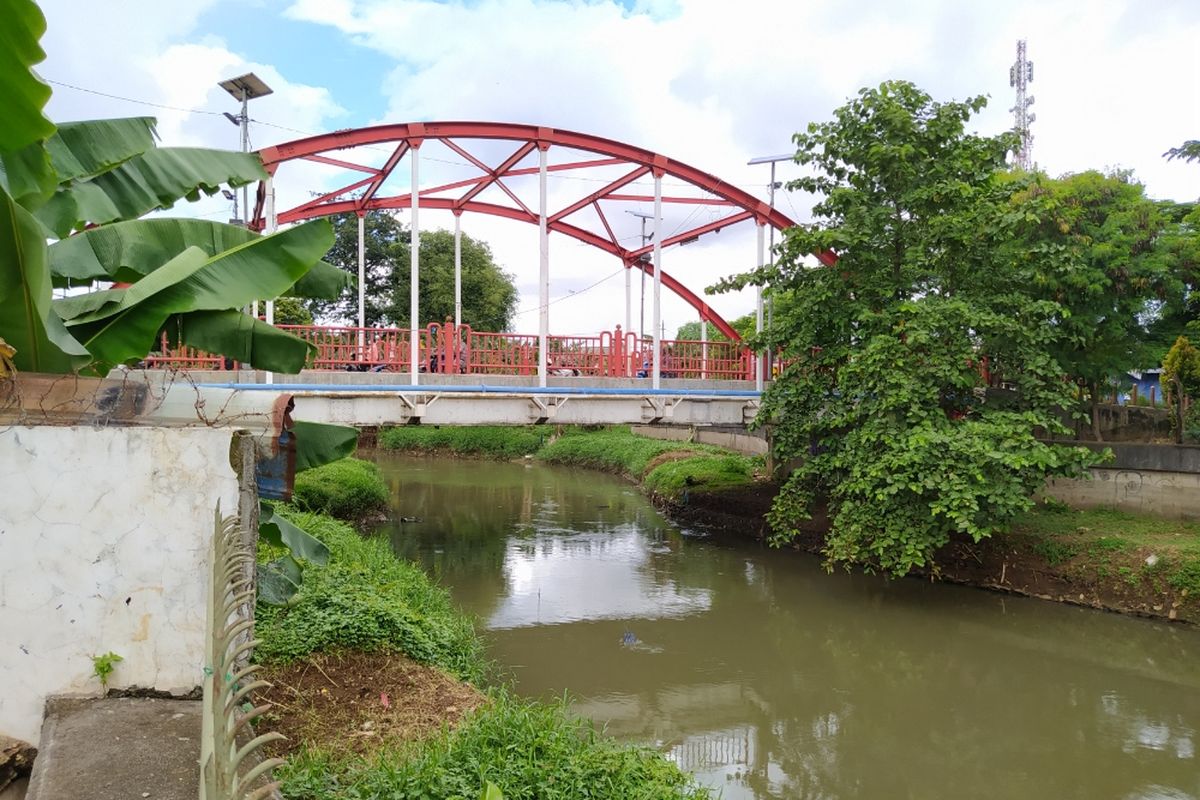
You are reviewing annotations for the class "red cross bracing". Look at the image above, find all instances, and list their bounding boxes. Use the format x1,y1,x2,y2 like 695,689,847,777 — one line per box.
251,122,833,342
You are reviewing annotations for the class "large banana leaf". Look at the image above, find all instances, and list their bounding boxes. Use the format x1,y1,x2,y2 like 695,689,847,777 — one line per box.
2,117,160,214
293,421,360,471
48,218,351,298
64,219,333,372
166,310,314,373
36,147,267,237
0,142,56,209
0,0,54,153
46,117,158,184
0,186,89,372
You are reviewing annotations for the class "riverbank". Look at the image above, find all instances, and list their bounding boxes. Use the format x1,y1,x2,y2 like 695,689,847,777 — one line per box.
375,425,1200,624
254,503,713,799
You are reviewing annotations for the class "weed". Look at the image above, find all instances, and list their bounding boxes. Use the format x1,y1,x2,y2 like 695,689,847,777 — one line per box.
292,457,388,522
1168,558,1200,595
1031,537,1078,565
1117,566,1139,587
255,509,487,683
91,651,123,688
276,691,713,800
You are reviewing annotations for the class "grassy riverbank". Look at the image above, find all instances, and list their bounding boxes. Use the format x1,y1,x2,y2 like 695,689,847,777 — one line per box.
255,496,712,798
378,424,761,504
937,504,1200,622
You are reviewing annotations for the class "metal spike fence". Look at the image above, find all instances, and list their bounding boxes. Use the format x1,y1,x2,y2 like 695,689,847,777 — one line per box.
200,507,285,800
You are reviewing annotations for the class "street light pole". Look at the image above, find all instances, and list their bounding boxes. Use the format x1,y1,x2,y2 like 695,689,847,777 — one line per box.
218,73,273,227
747,153,792,383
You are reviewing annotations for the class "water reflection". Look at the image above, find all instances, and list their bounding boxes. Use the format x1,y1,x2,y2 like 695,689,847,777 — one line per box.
376,453,1200,800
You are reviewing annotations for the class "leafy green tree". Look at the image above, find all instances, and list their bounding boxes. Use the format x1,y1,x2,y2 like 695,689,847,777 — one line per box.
316,214,518,332
674,312,754,341
385,229,518,333
310,211,409,326
716,81,1095,575
1012,170,1175,440
1165,140,1200,163
272,296,314,326
1161,336,1200,443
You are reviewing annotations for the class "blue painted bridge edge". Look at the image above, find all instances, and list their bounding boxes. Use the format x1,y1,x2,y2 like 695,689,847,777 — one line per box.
197,383,763,399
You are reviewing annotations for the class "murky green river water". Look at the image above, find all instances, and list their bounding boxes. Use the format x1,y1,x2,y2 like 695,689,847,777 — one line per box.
375,453,1200,800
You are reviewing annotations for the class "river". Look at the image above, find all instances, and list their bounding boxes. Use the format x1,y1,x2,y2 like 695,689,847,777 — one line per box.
374,452,1200,800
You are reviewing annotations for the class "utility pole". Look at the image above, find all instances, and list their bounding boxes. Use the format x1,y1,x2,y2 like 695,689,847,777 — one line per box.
626,210,655,342
218,73,273,225
1009,39,1035,171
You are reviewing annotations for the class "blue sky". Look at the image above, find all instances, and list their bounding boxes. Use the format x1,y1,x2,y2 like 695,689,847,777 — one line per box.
34,0,1200,334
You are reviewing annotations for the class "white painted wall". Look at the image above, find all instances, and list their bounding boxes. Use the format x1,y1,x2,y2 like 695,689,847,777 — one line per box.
0,426,239,744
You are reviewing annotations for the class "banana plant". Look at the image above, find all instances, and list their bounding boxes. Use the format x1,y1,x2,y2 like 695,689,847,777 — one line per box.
256,421,359,605
0,0,348,376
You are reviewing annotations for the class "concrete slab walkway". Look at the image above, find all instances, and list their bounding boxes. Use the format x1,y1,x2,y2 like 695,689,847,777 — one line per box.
26,697,199,800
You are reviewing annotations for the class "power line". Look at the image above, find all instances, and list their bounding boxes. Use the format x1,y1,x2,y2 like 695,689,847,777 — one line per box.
45,78,224,117
513,267,624,316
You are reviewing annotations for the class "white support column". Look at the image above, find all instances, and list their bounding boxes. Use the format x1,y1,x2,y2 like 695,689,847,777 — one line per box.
410,145,421,386
756,222,765,392
454,212,462,329
264,176,277,384
625,262,631,335
357,212,366,359
652,174,663,390
538,146,549,388
700,310,708,381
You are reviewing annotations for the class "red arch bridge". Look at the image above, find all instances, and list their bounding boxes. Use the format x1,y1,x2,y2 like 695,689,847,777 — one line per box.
159,121,834,425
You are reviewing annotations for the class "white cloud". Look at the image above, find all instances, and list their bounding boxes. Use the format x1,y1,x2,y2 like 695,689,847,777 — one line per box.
31,0,1200,337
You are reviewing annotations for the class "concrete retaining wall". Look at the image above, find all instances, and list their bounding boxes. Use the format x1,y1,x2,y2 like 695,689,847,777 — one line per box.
631,424,769,456
0,426,239,743
1044,468,1200,520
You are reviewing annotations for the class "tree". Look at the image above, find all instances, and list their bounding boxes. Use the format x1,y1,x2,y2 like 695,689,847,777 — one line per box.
385,229,518,333
674,313,754,342
716,81,1095,576
1012,170,1174,440
1165,140,1200,163
1161,336,1200,443
272,297,314,326
317,213,518,332
309,211,409,326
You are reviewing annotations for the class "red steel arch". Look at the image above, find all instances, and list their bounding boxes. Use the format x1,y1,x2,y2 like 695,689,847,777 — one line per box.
253,122,834,341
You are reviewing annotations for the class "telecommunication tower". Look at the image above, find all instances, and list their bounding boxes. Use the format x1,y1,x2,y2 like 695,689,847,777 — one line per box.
1009,39,1035,171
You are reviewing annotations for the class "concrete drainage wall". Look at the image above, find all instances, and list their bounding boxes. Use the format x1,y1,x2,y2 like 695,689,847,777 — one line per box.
0,426,240,744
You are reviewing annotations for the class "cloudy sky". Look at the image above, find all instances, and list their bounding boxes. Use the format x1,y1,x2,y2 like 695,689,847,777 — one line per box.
35,0,1200,336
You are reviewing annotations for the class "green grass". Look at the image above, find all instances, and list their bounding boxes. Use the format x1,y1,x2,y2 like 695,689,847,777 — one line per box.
255,509,487,683
276,691,713,800
292,457,389,522
379,424,762,503
1010,504,1200,595
642,453,758,500
538,427,759,501
378,425,547,458
257,509,714,799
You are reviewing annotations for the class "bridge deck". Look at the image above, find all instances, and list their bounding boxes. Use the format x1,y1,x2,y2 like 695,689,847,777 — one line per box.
176,371,763,427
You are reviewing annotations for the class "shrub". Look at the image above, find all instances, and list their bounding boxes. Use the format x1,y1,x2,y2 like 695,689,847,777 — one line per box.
292,457,388,522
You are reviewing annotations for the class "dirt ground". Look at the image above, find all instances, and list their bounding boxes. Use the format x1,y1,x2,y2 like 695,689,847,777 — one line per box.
256,651,486,756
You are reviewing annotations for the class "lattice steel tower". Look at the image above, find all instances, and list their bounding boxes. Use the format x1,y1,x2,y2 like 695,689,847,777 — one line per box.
1009,39,1035,171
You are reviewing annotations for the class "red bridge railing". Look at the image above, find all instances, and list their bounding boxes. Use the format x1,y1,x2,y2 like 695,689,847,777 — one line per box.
143,321,756,381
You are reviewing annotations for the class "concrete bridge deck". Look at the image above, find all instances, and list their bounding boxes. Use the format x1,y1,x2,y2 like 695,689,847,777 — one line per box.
176,370,763,427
